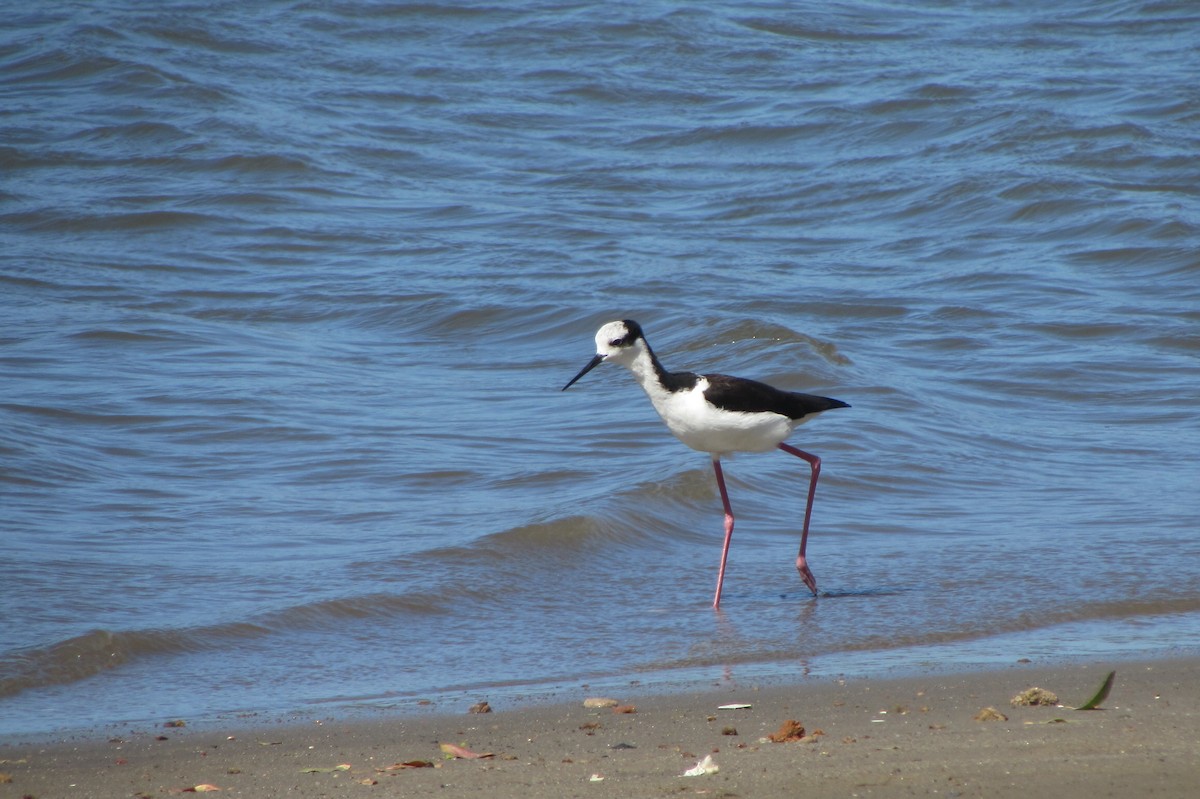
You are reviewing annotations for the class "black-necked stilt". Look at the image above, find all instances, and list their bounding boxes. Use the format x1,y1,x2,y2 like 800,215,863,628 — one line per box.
563,319,849,608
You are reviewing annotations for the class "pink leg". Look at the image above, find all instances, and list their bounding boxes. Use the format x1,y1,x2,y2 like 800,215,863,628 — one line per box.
778,443,821,596
711,456,735,609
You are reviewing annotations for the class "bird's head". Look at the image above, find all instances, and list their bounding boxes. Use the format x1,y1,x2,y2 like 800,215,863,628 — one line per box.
562,319,645,390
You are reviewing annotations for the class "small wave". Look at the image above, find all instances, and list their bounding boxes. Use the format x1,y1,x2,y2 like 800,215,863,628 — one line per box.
706,319,854,368
260,592,450,627
207,153,313,174
67,328,185,344
631,122,825,151
138,21,277,56
0,594,451,700
841,596,1200,656
0,624,265,699
400,298,581,345
0,631,127,698
375,516,639,592
0,401,172,427
27,210,223,233
737,17,911,43
78,120,191,145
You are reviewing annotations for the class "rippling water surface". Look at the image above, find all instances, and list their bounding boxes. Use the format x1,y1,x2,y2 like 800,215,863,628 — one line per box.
2,1,1199,738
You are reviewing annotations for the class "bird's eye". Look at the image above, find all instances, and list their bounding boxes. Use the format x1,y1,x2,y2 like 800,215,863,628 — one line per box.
609,338,623,347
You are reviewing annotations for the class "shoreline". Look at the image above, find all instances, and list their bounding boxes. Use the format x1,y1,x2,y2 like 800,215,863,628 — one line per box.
3,654,1196,797
7,620,1196,745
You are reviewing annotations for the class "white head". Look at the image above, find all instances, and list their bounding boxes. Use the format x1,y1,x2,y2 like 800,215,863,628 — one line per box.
562,319,647,390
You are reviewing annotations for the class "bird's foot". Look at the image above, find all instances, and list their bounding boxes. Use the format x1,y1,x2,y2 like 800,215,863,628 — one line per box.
796,555,818,596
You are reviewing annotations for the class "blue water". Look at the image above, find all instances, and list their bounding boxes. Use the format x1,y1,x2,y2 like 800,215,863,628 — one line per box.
2,0,1199,738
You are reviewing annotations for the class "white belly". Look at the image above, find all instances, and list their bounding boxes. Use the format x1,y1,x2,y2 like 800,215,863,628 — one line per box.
649,382,797,455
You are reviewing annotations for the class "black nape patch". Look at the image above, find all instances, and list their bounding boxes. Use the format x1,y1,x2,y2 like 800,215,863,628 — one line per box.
614,319,644,347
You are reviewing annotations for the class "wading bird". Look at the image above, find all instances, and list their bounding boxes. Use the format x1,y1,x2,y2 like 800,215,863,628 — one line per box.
563,320,848,607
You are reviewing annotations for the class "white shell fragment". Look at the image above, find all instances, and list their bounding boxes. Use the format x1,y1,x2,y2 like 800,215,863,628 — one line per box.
682,754,719,777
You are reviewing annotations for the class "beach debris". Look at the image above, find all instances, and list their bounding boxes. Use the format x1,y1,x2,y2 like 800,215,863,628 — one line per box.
468,700,492,714
164,719,187,728
766,719,806,742
612,704,637,714
1010,687,1059,707
301,764,351,774
584,697,620,708
579,722,601,734
0,772,11,784
681,754,720,777
1074,670,1116,711
176,785,221,793
718,703,752,710
589,773,605,782
379,760,434,770
721,725,738,736
973,707,1008,721
439,742,494,759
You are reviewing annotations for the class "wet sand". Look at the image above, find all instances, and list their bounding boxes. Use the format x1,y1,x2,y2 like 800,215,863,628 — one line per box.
2,657,1195,798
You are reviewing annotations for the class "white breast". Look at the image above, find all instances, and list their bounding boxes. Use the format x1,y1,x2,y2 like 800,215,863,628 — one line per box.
647,377,797,456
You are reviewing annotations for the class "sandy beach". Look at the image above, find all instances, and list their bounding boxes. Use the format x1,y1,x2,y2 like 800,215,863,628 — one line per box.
3,656,1196,798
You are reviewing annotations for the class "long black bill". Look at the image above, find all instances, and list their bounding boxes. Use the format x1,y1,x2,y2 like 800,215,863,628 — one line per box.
562,353,604,391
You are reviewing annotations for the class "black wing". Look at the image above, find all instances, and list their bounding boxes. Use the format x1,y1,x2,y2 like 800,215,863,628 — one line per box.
702,373,849,420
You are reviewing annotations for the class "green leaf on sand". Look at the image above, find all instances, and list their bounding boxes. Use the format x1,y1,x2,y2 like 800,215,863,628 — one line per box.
1076,670,1115,711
